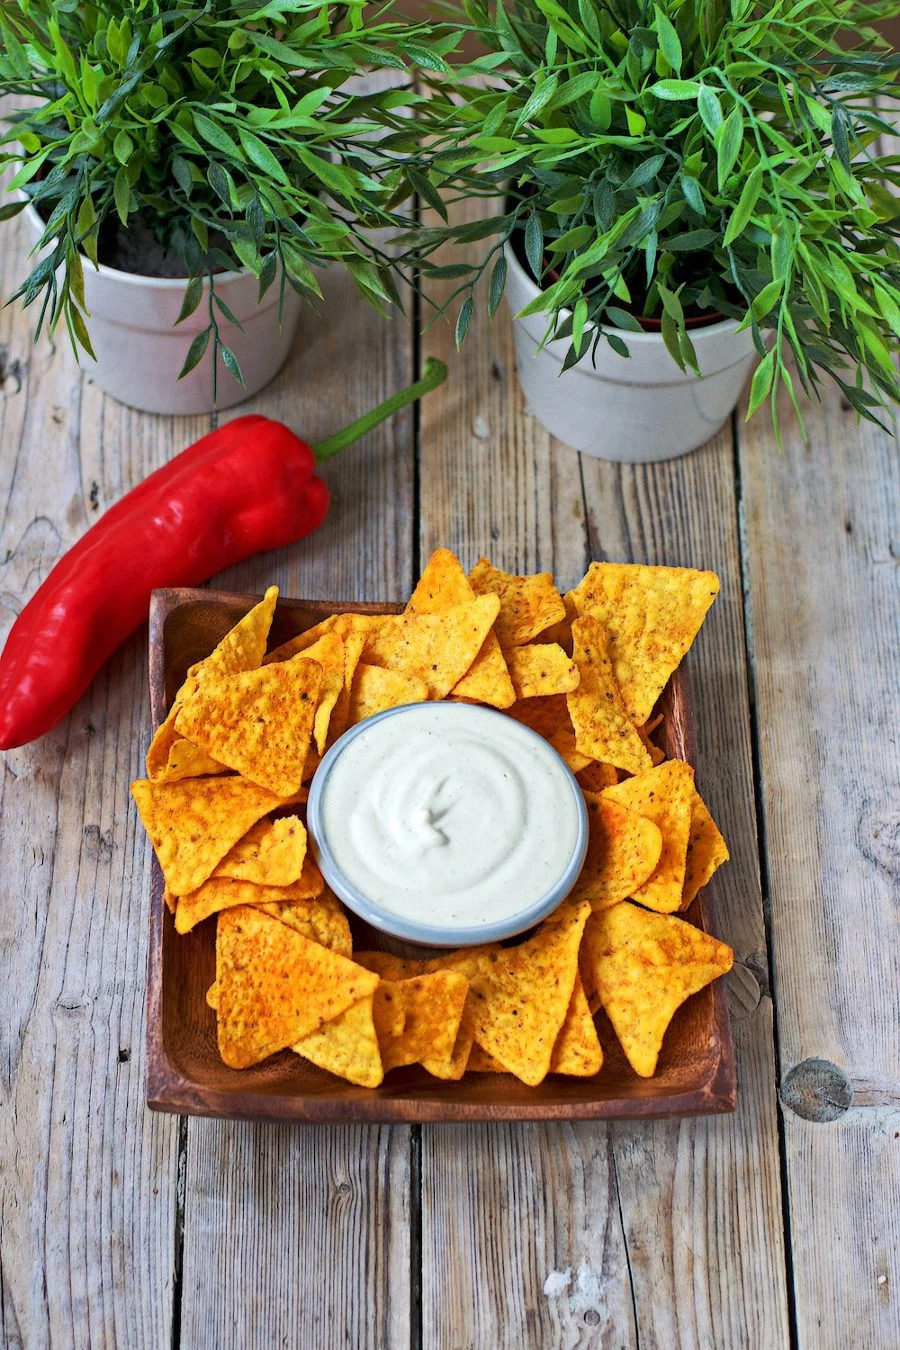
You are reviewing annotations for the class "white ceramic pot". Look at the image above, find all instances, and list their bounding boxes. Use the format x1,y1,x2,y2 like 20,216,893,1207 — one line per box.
23,204,301,415
504,241,759,462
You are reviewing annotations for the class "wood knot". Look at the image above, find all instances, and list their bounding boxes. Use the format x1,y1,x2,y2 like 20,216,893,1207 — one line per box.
726,962,763,1021
780,1058,852,1122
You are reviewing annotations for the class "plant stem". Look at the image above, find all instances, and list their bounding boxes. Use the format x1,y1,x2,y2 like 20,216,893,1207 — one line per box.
312,356,447,462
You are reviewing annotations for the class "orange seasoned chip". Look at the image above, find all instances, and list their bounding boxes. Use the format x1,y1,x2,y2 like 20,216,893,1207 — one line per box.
535,588,578,652
451,633,515,709
549,975,603,1076
329,628,367,745
636,721,666,766
507,694,592,773
214,906,378,1068
682,788,730,909
260,886,351,957
349,663,429,724
292,632,345,754
175,658,322,797
212,815,306,886
175,864,325,934
131,775,284,896
568,794,663,911
568,616,651,776
147,586,278,779
576,761,619,791
362,595,500,699
569,563,719,724
505,643,579,699
373,971,469,1072
579,903,733,1076
150,739,226,783
354,949,478,1079
603,760,695,913
264,612,381,665
469,558,566,647
294,995,383,1087
466,1045,505,1072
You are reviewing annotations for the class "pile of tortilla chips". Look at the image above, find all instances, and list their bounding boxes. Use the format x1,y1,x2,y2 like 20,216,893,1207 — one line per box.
132,550,733,1086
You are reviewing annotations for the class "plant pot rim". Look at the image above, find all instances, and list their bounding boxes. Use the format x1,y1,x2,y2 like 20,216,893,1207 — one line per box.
503,239,742,345
22,201,247,288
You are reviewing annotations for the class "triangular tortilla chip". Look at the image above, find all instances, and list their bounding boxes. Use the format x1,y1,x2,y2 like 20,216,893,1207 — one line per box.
259,886,351,956
469,558,566,647
212,815,307,886
569,563,719,724
576,761,619,791
265,612,381,665
534,589,578,652
353,949,477,1078
505,643,579,699
329,629,367,745
215,906,378,1068
175,864,325,934
451,633,515,708
568,616,651,775
549,975,603,1075
150,739,226,783
348,664,429,724
293,995,383,1087
681,788,729,909
603,761,695,913
568,794,663,911
292,632,345,754
506,695,592,773
373,971,469,1072
175,658,322,796
147,587,278,778
579,903,733,1076
362,595,500,699
131,775,284,895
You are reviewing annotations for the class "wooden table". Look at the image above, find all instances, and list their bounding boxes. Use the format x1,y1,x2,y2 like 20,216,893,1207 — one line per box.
0,187,897,1349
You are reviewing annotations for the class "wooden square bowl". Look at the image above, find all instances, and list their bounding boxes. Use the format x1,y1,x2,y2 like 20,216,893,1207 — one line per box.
145,587,736,1123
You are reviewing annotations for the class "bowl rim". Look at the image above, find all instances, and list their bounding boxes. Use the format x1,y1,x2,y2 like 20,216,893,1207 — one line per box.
306,701,590,948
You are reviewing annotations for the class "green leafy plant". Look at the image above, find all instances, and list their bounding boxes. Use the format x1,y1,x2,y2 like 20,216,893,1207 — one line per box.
0,0,455,391
413,0,900,433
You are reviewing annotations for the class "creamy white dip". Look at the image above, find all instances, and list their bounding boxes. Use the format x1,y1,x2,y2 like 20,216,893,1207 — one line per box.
312,702,584,930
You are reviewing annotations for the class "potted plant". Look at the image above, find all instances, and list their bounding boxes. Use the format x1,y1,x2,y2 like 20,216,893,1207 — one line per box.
413,0,900,460
0,0,447,415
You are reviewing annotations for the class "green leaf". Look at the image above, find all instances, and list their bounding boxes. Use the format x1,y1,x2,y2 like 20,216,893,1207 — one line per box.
751,279,782,320
455,294,474,347
651,79,701,100
69,305,96,361
723,165,763,247
524,212,544,280
193,114,240,157
873,284,900,338
716,107,744,191
624,155,666,189
746,349,775,418
178,326,211,380
238,128,289,184
698,85,723,136
488,252,507,318
605,305,643,332
173,156,193,198
176,275,204,325
515,73,559,128
113,166,131,227
654,7,682,72
680,174,704,216
572,295,588,353
830,105,851,175
606,332,630,358
219,344,245,384
0,199,26,223
113,130,134,166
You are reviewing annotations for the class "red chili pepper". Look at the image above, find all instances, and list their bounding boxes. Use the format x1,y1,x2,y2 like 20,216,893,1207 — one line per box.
0,358,446,750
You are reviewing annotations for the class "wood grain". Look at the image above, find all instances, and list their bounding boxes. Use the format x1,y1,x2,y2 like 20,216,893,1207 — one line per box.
417,197,790,1347
739,369,900,1347
0,209,184,1349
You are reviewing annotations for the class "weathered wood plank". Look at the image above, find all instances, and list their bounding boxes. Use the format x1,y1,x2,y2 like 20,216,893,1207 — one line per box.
0,212,182,1349
739,373,900,1348
417,198,790,1347
177,255,415,1350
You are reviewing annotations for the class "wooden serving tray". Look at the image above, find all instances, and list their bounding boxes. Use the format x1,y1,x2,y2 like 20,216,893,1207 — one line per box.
145,587,736,1123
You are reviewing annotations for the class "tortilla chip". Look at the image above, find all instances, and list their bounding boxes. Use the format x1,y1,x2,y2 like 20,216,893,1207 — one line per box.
568,794,664,911
150,739,227,783
206,981,218,1009
458,901,590,1086
682,788,730,909
407,548,474,613
329,629,367,745
603,760,695,913
637,722,666,767
294,995,383,1087
373,971,469,1071
469,558,566,647
212,815,307,886
175,658,322,797
466,1046,506,1072
362,595,500,699
264,612,381,665
451,633,516,708
568,616,651,776
131,775,284,896
507,695,592,773
579,903,733,1076
505,643,579,699
293,632,345,754
147,587,278,778
215,906,378,1068
259,886,351,957
549,975,603,1075
569,563,719,724
175,865,325,934
576,761,620,791
349,664,429,724
353,949,478,1078
535,589,578,652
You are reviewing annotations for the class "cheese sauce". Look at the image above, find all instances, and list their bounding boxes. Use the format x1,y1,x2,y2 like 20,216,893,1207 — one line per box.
311,702,585,931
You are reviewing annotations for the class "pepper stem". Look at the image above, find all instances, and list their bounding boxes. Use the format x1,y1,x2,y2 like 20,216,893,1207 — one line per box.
312,357,448,463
